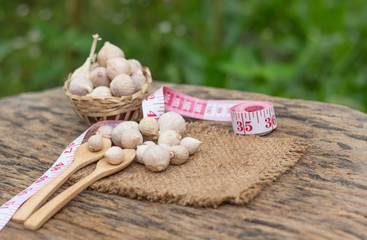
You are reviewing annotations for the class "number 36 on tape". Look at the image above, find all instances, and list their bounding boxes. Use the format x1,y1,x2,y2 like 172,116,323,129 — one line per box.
142,87,277,136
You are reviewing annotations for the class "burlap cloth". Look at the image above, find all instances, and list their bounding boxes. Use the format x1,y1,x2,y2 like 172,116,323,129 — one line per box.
67,122,308,208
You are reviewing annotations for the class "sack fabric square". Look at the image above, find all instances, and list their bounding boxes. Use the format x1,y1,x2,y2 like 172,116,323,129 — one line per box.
67,122,307,207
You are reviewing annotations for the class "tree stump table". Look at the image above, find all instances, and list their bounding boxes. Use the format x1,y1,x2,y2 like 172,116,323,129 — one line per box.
0,82,366,239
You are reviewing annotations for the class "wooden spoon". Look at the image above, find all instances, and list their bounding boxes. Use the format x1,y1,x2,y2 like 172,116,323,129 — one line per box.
24,149,136,231
12,138,111,223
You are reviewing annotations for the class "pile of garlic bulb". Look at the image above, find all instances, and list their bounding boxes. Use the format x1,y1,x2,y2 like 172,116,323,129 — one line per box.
87,111,202,172
69,36,147,98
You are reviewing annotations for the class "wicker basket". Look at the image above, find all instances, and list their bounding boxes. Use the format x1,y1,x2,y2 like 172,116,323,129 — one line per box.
64,67,152,125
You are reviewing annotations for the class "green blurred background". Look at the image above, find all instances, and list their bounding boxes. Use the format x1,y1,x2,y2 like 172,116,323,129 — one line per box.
1,0,366,112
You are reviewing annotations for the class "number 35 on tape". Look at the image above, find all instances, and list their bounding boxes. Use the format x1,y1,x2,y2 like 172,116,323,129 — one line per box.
142,87,277,136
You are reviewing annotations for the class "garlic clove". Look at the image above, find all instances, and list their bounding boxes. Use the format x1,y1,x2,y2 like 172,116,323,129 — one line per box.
69,76,93,96
131,72,146,91
143,145,170,172
96,125,114,139
120,128,143,149
88,134,104,152
87,86,112,97
89,67,110,87
157,130,182,146
110,74,136,97
105,146,125,165
106,57,131,80
111,121,139,147
139,117,159,138
127,59,143,73
180,137,202,155
158,112,186,135
97,41,125,67
135,144,149,164
169,145,189,165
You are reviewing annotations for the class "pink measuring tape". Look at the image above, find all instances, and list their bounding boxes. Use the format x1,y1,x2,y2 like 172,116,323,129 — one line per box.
142,87,277,135
0,87,277,231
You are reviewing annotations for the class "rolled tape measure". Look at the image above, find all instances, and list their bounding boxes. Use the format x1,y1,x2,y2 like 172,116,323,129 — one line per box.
142,87,277,135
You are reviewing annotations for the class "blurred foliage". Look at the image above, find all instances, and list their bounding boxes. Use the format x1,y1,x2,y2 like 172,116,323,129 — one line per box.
0,0,366,112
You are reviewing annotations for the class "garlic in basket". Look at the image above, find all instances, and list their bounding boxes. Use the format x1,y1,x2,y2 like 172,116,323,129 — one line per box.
97,41,125,67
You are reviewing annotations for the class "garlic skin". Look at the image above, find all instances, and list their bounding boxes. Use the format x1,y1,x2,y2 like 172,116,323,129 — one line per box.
143,145,170,172
131,72,146,91
87,86,112,97
158,130,182,146
135,144,149,164
88,134,103,152
180,137,202,155
106,57,131,80
139,117,159,138
158,144,171,152
97,41,125,67
105,146,125,165
169,145,189,165
89,62,99,71
110,74,136,97
127,59,143,73
111,121,139,147
69,76,93,96
89,67,110,87
158,112,187,135
96,125,114,139
143,141,156,146
120,128,143,149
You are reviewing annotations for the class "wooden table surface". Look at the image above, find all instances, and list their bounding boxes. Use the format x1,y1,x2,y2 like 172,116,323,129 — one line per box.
0,82,366,240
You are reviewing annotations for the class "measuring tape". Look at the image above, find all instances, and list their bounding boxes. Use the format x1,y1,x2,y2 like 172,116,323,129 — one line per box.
0,87,276,231
142,87,277,135
0,121,121,231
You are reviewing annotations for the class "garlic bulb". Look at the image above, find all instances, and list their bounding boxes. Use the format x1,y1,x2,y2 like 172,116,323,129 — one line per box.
158,112,186,135
110,74,136,97
143,145,170,172
69,76,93,96
105,146,125,165
169,145,189,165
120,128,143,149
89,67,110,87
139,117,159,138
135,144,148,164
127,59,143,73
71,34,100,81
97,125,114,139
70,57,91,82
158,130,182,146
88,134,103,152
111,121,139,147
131,72,146,91
180,137,202,155
143,141,156,146
97,41,125,67
106,57,131,80
87,86,112,97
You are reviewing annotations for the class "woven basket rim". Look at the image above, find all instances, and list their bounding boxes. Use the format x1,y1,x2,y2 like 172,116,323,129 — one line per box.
64,66,152,102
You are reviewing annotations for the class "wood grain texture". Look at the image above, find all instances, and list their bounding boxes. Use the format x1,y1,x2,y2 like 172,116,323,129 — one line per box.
1,82,366,239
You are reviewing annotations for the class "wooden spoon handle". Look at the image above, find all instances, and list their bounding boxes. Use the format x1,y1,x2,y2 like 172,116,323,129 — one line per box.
12,163,80,223
24,170,102,231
